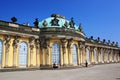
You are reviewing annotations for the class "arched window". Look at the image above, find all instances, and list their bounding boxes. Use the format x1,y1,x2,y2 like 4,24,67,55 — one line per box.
19,42,28,66
72,44,78,65
0,40,3,66
94,49,98,63
101,50,104,63
86,48,90,64
52,43,60,65
106,52,109,62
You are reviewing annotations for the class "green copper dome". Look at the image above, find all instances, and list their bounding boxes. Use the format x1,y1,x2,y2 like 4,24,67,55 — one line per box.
38,14,79,30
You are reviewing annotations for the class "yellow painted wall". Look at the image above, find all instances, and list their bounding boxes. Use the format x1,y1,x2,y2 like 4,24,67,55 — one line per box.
0,33,120,68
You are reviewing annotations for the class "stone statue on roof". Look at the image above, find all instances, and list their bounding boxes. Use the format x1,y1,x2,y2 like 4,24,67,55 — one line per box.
78,23,83,32
51,16,59,26
69,17,75,28
33,18,39,28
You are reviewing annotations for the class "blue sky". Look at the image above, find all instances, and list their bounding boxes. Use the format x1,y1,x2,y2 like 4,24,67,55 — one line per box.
0,0,120,46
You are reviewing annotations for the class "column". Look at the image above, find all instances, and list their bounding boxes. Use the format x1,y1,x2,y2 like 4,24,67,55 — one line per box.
108,50,110,62
36,39,40,67
45,38,50,66
40,38,44,66
29,37,35,67
90,47,94,64
5,35,11,67
111,49,114,62
61,38,67,66
103,48,106,63
98,47,101,63
113,50,116,62
13,36,20,67
82,47,86,64
101,48,104,63
67,38,73,65
106,49,109,63
78,41,84,65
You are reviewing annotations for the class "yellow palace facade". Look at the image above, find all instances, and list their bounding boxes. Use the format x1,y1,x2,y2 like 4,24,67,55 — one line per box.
0,14,120,69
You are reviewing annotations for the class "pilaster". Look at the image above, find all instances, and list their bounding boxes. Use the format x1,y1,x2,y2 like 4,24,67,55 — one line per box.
36,39,40,67
67,38,73,66
29,37,35,67
12,36,20,67
4,35,11,67
61,38,67,66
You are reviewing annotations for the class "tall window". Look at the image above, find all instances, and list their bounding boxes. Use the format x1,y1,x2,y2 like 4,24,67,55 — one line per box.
72,44,78,65
19,42,28,66
101,50,104,62
0,40,3,66
94,49,97,63
52,43,60,64
106,52,109,62
86,48,90,64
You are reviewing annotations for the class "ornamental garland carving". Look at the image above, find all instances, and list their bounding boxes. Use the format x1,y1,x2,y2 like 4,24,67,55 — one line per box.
44,38,50,49
39,38,50,49
29,37,35,49
61,38,67,48
13,36,20,48
5,35,11,48
40,38,44,48
67,38,73,48
36,39,40,49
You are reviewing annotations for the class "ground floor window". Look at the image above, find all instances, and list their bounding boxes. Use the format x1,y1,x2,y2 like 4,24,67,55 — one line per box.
101,50,104,62
52,43,60,65
86,48,90,64
0,40,3,66
72,44,78,65
19,42,28,66
94,49,98,63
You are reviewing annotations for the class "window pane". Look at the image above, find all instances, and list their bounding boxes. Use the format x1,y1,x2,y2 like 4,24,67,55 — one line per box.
86,48,90,64
94,49,97,62
72,44,77,65
19,42,28,65
0,40,3,65
52,43,60,64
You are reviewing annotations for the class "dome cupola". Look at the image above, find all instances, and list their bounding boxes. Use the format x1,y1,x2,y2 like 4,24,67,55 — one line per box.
38,14,80,30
